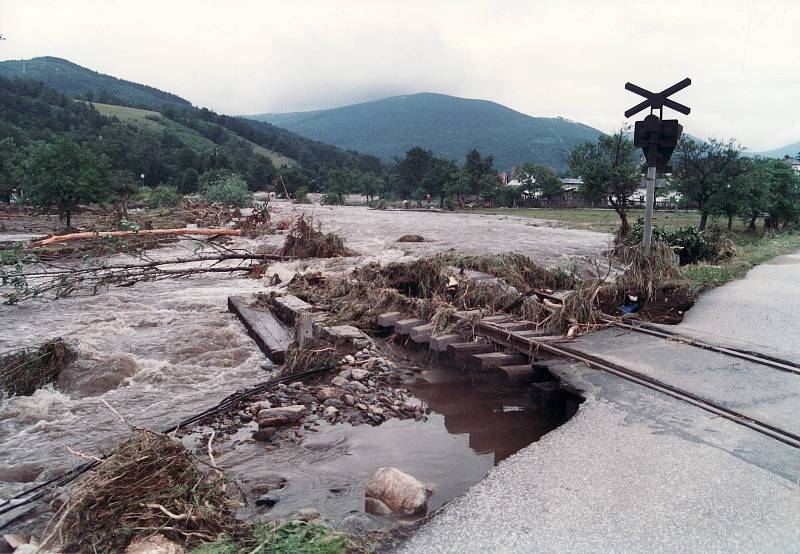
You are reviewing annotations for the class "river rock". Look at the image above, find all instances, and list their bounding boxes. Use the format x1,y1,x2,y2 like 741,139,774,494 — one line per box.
256,494,279,508
297,393,316,405
258,416,288,427
316,387,340,402
365,467,433,515
293,508,321,522
339,512,379,534
343,394,355,406
331,376,348,387
351,368,370,381
323,398,344,408
252,475,287,494
258,405,306,422
338,367,353,380
323,406,339,418
364,497,394,516
125,535,185,554
253,427,277,442
344,355,356,364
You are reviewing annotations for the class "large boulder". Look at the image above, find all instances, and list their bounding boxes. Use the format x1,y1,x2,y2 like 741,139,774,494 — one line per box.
257,405,305,423
365,467,432,516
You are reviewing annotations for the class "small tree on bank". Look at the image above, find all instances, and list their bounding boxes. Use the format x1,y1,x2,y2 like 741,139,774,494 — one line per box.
514,163,563,202
570,132,641,237
673,137,742,230
25,138,113,229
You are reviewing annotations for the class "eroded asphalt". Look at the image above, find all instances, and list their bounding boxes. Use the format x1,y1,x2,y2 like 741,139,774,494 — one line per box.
400,250,800,553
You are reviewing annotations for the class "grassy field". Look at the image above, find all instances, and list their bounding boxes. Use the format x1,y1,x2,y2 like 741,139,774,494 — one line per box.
683,231,800,291
462,207,736,233
91,103,296,168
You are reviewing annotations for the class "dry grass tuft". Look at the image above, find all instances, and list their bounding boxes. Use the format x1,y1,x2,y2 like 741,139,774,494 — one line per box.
42,430,235,553
614,241,682,302
441,252,576,291
282,340,339,376
281,215,350,258
0,338,75,397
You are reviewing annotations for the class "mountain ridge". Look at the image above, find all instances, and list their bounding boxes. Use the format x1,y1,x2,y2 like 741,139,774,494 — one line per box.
248,92,605,171
0,56,192,111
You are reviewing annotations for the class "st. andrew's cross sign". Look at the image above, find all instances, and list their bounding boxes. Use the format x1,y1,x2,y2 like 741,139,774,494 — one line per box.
625,77,691,172
624,77,691,254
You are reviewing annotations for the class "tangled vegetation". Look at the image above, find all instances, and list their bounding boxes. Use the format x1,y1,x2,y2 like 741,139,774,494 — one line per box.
625,218,736,265
191,520,351,554
42,430,235,552
281,215,350,258
0,338,75,396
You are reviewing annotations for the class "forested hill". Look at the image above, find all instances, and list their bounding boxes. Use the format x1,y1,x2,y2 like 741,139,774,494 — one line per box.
0,56,192,111
250,92,605,171
0,57,383,178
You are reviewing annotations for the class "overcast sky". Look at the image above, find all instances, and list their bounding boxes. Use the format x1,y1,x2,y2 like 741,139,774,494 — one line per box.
1,0,798,151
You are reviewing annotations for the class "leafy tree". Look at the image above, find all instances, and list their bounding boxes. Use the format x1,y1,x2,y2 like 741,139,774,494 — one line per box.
737,159,773,232
464,149,495,199
202,173,252,207
112,170,139,219
395,147,432,199
570,132,641,236
673,137,742,230
179,168,200,193
421,157,460,207
322,168,357,205
443,170,470,205
25,138,113,229
358,172,384,202
764,159,800,228
0,137,23,203
514,163,563,201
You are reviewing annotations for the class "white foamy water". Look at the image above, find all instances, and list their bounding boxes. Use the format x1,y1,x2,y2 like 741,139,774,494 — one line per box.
0,240,271,503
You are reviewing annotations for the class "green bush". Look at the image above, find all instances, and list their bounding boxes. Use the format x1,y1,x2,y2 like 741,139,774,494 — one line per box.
293,187,309,204
133,185,181,209
202,174,252,207
625,217,717,264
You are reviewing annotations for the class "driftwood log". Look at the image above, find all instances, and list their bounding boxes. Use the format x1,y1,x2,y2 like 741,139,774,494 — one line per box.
32,228,241,246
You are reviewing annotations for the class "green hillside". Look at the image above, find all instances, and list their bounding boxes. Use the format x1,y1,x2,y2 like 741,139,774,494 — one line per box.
250,93,605,171
0,56,192,111
91,103,295,167
0,57,382,179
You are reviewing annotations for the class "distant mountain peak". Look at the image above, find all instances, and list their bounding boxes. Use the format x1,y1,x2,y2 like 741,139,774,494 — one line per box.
249,92,604,171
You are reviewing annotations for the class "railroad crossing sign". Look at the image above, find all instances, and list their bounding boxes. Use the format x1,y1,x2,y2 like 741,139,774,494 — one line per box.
624,77,691,255
626,78,691,171
624,77,691,118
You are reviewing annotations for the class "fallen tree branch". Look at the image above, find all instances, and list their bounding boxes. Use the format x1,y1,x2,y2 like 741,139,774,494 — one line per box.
32,228,241,246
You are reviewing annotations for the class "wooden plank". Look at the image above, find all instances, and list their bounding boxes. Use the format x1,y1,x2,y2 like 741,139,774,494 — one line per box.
376,311,404,327
496,321,533,332
498,364,535,386
469,352,528,372
429,334,463,352
448,341,494,362
228,296,292,363
395,318,425,334
409,324,434,339
270,294,312,325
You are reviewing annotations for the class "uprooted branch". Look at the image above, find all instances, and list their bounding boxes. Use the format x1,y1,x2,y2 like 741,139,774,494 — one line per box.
2,251,282,304
31,227,241,246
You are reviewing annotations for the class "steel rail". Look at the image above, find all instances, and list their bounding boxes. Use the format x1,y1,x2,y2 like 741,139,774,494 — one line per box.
472,319,800,450
609,320,800,376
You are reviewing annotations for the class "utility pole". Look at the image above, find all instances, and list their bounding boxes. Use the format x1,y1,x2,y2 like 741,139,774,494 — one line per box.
625,78,691,255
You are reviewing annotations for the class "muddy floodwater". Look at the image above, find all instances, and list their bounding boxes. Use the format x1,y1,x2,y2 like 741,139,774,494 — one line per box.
0,209,598,531
189,359,568,526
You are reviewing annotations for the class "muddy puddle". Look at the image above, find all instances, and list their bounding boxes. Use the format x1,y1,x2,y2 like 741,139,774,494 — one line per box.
185,354,570,529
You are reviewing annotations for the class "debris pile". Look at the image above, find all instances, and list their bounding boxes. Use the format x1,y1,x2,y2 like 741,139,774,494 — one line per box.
280,215,350,258
397,234,426,243
0,338,75,396
41,430,235,552
237,205,272,238
241,343,427,446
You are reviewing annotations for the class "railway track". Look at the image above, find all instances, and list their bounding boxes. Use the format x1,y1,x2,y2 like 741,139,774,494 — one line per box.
381,304,800,450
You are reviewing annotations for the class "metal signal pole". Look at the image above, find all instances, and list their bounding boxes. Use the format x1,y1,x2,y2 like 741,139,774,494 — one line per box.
625,78,691,256
643,165,657,255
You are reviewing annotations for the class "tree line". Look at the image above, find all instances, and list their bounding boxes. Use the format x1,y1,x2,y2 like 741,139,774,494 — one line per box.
569,130,800,235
